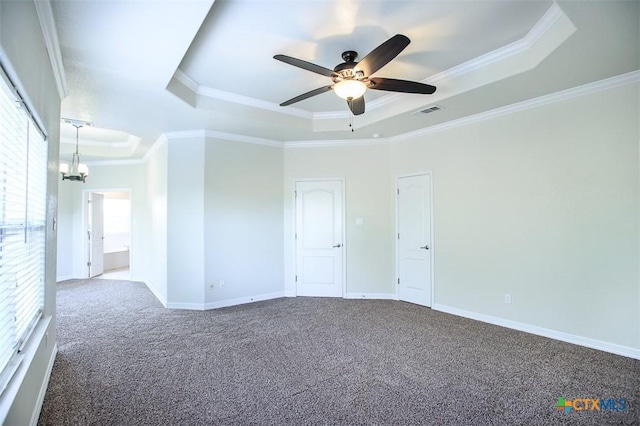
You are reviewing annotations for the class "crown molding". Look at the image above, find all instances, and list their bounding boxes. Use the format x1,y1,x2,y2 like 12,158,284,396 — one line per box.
87,70,639,163
203,130,283,147
526,2,565,44
173,68,199,93
164,128,283,147
172,3,570,129
197,85,312,119
60,135,140,149
141,133,168,162
33,0,68,100
367,3,568,111
284,137,388,148
174,68,313,119
390,70,640,143
312,110,351,121
85,159,146,166
163,129,206,140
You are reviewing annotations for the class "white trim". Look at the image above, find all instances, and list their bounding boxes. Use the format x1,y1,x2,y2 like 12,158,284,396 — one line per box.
29,343,57,426
162,129,284,148
33,0,67,100
79,70,640,164
390,70,640,144
176,65,312,119
142,134,167,162
164,129,206,140
174,4,567,119
432,304,640,360
164,302,206,310
0,318,52,425
438,3,563,82
526,2,566,45
284,138,387,148
344,293,395,300
86,159,146,166
198,85,313,119
203,292,286,310
61,135,141,149
164,292,285,310
312,110,350,121
203,130,283,148
173,69,199,93
287,70,640,148
144,283,167,308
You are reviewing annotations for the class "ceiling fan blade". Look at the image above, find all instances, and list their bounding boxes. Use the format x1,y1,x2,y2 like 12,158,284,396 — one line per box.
356,34,410,77
280,85,333,106
368,77,436,94
274,54,338,78
347,96,365,115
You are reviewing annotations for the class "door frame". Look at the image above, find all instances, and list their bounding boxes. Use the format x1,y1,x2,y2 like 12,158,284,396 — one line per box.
293,178,346,298
81,188,133,278
395,172,435,305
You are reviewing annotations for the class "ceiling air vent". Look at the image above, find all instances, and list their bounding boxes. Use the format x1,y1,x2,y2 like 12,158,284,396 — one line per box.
417,105,444,114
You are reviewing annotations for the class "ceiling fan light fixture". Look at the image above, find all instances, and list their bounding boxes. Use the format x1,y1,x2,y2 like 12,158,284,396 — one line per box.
333,80,367,100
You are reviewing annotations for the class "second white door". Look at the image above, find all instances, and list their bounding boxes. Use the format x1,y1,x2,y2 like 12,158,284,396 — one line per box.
295,180,344,297
397,174,432,307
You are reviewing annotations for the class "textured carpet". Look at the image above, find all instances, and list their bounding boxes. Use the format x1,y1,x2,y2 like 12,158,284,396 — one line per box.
38,279,639,425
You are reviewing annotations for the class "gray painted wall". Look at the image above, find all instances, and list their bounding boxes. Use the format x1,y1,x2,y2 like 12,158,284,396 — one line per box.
389,83,639,349
0,1,61,424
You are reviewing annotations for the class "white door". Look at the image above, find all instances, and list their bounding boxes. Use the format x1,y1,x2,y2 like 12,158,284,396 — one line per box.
88,192,104,277
397,174,432,307
295,180,344,297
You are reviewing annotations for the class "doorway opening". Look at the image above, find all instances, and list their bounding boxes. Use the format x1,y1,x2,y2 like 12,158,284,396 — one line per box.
85,190,131,280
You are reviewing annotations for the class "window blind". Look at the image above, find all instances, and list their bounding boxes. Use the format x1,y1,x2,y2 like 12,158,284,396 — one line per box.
0,68,47,394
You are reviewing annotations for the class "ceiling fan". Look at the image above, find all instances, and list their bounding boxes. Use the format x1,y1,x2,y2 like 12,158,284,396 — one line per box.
274,34,436,116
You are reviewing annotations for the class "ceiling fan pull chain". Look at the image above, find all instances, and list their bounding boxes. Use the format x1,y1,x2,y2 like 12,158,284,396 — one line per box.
350,109,354,132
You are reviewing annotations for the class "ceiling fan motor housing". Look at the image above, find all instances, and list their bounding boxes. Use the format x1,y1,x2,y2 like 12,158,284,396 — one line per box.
334,51,364,80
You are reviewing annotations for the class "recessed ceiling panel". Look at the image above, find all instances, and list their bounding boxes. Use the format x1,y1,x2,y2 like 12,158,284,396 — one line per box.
179,0,552,111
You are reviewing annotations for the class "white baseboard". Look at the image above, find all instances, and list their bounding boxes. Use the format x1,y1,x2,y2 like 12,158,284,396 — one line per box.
344,293,396,300
432,303,640,360
164,292,286,311
55,275,73,282
29,343,57,426
165,301,206,310
203,291,286,310
144,283,167,308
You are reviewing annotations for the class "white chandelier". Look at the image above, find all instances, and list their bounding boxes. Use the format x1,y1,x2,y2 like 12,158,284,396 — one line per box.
59,123,88,183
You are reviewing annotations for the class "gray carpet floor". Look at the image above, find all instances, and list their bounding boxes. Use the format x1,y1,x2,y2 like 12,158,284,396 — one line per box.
39,279,639,425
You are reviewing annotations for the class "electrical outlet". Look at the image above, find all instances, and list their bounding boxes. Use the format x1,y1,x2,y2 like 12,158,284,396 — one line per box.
219,280,225,288
505,294,512,304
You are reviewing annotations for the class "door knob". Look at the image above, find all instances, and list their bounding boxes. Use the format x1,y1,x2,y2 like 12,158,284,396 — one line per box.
420,245,429,250
333,244,342,248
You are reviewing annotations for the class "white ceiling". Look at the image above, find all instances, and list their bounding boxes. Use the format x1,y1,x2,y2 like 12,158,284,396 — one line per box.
50,0,639,162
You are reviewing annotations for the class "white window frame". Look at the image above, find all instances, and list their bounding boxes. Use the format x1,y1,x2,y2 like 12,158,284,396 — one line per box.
0,64,48,395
